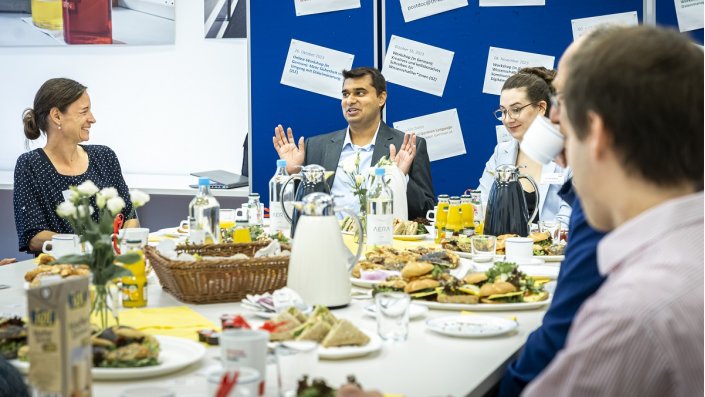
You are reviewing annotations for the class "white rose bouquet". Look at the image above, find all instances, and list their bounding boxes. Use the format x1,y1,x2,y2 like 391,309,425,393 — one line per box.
54,180,151,328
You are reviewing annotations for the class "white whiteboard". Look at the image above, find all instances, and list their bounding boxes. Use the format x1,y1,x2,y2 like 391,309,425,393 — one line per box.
0,1,248,182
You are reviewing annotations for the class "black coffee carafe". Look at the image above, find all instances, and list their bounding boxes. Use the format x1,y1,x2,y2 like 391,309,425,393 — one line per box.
484,165,539,237
281,164,331,237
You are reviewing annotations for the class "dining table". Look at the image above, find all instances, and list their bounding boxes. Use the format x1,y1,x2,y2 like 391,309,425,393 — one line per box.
0,235,553,397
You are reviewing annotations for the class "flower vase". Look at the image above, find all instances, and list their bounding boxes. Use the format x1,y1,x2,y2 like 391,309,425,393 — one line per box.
91,281,119,330
354,202,367,244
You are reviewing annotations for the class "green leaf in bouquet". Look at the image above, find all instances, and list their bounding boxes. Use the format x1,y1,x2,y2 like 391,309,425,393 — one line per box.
114,252,141,264
49,254,92,266
99,263,133,281
99,210,114,235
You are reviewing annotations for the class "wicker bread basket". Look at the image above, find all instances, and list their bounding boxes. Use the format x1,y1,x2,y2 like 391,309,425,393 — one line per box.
143,242,290,304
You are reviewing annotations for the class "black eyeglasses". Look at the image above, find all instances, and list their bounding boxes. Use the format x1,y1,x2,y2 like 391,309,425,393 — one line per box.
493,102,537,121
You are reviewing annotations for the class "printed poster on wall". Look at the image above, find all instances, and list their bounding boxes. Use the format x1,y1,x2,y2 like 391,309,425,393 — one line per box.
393,109,467,161
482,47,554,95
479,0,544,6
571,11,638,41
399,0,468,22
674,0,704,32
294,0,360,16
382,35,454,97
280,39,355,99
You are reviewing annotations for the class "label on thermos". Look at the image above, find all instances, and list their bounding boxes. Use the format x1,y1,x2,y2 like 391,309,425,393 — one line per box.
367,214,393,246
269,201,287,232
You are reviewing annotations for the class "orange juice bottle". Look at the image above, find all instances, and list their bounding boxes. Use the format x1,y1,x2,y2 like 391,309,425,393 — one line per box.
460,194,475,236
120,240,147,308
434,195,450,243
444,196,463,238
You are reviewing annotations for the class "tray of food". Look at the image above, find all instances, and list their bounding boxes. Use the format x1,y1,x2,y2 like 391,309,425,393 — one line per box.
372,261,551,311
259,306,381,360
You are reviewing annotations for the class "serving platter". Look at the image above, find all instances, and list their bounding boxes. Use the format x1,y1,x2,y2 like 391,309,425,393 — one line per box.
426,315,518,338
11,335,206,380
415,296,552,312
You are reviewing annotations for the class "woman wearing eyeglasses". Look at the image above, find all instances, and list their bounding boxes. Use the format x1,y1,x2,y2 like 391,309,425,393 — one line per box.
476,67,571,228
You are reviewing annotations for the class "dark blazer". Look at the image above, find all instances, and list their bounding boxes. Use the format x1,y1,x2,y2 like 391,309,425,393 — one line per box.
303,121,435,220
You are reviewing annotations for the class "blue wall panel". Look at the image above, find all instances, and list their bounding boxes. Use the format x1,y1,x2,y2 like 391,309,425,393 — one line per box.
249,1,376,205
383,1,642,197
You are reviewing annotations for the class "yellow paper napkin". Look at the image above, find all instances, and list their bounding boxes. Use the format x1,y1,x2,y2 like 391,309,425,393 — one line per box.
111,306,217,341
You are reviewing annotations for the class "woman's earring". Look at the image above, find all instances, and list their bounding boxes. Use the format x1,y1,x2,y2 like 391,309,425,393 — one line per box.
57,124,61,130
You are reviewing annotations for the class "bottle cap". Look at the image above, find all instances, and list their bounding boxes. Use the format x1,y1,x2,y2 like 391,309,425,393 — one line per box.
248,192,260,198
276,159,286,167
198,177,210,186
374,167,385,176
125,239,142,244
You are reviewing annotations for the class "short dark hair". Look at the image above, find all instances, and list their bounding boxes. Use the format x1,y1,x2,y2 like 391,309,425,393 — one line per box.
22,78,87,141
502,67,555,114
564,25,703,187
342,67,387,96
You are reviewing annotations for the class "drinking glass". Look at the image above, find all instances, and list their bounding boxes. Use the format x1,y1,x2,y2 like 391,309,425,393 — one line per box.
276,341,318,397
375,292,410,342
539,220,560,241
471,234,496,262
220,209,237,230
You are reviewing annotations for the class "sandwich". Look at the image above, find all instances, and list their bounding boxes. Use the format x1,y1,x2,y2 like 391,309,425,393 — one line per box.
437,277,480,304
392,219,419,235
266,311,303,341
321,320,370,348
479,281,523,304
293,320,332,342
400,261,442,298
529,231,553,255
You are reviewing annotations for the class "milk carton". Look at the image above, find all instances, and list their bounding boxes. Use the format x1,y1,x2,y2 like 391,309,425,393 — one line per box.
27,276,93,397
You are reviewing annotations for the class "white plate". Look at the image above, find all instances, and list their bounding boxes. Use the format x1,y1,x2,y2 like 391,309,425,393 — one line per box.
363,303,428,320
11,335,205,380
426,315,518,338
535,255,564,262
245,305,313,319
350,277,383,288
472,262,558,280
415,295,552,311
318,329,382,360
393,233,429,241
448,250,473,259
341,230,429,241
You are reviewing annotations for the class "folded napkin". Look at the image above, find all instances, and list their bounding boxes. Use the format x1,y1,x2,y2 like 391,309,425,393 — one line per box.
117,306,217,341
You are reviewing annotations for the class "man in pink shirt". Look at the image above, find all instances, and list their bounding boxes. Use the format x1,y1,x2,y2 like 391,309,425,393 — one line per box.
523,25,703,396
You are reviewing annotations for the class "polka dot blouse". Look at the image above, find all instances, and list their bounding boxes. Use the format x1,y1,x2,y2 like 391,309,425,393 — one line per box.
13,145,135,253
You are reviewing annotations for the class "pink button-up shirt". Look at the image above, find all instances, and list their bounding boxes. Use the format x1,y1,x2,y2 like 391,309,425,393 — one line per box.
523,192,704,397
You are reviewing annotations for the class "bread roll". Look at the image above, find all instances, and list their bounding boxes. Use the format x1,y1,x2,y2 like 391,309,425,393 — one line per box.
463,273,488,285
401,262,434,279
437,293,479,304
479,281,517,297
404,278,440,294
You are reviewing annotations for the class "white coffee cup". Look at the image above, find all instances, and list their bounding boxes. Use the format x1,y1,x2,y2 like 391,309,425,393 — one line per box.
42,234,81,257
119,228,150,246
220,329,268,396
520,116,564,165
426,207,437,222
504,237,534,261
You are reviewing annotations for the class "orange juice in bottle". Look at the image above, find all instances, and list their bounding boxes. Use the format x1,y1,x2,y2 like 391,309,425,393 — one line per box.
120,240,147,308
460,194,475,236
443,196,463,238
434,195,450,243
